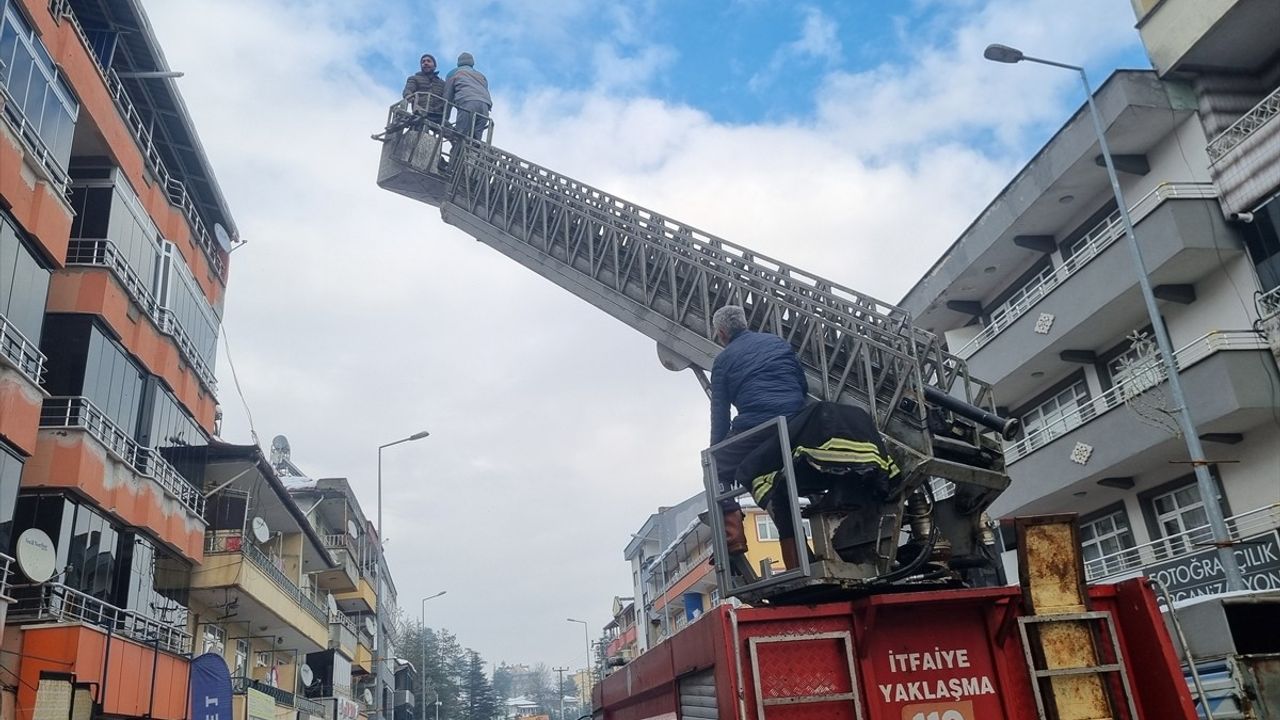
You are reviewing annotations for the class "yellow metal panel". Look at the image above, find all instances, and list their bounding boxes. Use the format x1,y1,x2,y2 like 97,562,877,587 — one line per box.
1021,521,1087,614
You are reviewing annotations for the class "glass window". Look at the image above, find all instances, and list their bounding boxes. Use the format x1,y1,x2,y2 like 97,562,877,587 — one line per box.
0,1,79,173
114,532,191,627
0,213,52,345
65,503,118,602
1020,379,1091,441
1153,484,1214,555
203,623,226,656
755,514,778,541
9,493,75,580
0,443,22,549
1080,509,1136,578
1244,196,1280,292
160,242,220,371
235,639,250,678
141,379,208,486
40,316,147,436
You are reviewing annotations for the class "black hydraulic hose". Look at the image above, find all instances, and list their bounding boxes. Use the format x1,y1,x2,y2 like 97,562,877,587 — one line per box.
923,386,1021,440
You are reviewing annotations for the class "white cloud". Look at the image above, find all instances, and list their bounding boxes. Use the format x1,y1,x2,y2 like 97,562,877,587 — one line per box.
143,0,1141,669
749,6,842,92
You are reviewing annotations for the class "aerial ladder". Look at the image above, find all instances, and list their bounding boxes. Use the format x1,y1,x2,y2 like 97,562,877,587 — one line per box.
372,97,1020,602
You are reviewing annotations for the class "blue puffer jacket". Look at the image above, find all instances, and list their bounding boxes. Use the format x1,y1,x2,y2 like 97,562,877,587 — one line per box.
710,330,809,445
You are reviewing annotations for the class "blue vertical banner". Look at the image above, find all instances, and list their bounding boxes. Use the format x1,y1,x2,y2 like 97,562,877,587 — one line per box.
683,592,704,621
190,653,233,720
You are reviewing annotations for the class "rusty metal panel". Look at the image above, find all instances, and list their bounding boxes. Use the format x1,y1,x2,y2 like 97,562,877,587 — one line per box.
1017,515,1089,615
1240,654,1280,720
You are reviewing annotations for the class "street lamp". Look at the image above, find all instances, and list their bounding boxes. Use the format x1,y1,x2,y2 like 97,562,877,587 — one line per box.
566,618,591,692
420,590,446,719
983,44,1245,591
374,430,430,720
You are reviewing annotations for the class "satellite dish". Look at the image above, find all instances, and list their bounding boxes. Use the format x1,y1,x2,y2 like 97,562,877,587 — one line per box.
16,528,56,583
251,516,271,544
213,223,233,253
347,520,359,538
299,663,315,687
364,616,377,636
362,689,374,705
327,593,338,616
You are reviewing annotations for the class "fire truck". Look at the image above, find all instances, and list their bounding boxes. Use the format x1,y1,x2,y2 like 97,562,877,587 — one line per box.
373,97,1200,720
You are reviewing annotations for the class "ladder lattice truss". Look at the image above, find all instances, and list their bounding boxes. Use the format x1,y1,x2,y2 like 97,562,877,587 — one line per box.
379,126,1000,455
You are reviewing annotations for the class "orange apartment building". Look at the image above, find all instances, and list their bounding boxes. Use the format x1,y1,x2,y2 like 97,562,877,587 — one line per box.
0,1,238,719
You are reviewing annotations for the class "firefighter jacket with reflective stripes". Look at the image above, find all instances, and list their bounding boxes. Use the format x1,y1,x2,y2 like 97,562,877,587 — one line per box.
737,400,900,506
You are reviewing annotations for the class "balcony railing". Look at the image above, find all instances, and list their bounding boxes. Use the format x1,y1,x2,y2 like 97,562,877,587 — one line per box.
46,0,228,280
1260,285,1280,322
8,581,192,654
1004,330,1268,463
0,312,47,386
40,396,206,516
232,676,327,716
1085,503,1280,582
0,54,71,192
66,239,219,393
1207,83,1280,163
1011,329,1267,460
957,183,1219,358
0,553,13,603
205,532,329,625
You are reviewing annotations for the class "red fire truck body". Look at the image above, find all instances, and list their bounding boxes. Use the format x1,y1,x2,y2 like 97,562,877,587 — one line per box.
593,581,1196,720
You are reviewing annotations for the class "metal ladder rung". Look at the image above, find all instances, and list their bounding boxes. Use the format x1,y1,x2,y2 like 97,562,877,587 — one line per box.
1033,663,1123,678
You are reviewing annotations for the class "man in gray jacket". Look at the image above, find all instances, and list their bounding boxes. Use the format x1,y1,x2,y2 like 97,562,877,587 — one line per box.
444,52,492,140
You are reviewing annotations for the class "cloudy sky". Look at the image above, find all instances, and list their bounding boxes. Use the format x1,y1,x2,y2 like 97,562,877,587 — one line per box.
145,0,1147,670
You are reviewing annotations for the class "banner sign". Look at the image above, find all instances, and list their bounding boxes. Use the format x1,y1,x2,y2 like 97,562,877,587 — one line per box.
247,688,274,720
1147,530,1280,604
189,654,233,720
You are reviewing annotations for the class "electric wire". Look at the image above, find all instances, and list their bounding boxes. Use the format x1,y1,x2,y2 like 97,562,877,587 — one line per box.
219,321,259,446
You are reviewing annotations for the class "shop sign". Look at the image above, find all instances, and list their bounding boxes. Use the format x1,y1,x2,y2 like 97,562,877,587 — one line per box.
247,688,274,720
1146,530,1280,604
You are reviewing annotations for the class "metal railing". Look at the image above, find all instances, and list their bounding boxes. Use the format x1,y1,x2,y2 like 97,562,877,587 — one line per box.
46,0,228,280
232,675,326,715
1260,285,1280,322
0,65,71,192
66,238,219,393
0,311,47,386
1004,330,1269,463
378,92,496,144
1085,503,1280,582
216,537,330,626
957,183,1219,358
39,396,206,515
8,581,192,654
0,553,14,603
1207,83,1280,163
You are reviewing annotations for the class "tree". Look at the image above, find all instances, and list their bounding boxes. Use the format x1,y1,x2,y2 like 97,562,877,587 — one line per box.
460,650,500,720
491,663,515,703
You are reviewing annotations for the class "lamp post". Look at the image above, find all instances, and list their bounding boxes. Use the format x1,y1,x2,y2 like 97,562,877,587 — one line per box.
434,690,440,720
982,44,1244,592
566,618,591,694
420,591,446,720
374,430,430,720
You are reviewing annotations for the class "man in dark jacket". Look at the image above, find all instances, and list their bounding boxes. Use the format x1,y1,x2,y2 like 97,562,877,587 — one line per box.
402,54,445,124
708,305,808,555
444,52,492,140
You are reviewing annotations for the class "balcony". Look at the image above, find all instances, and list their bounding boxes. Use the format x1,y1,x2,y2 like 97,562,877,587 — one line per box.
47,0,228,280
65,239,219,393
329,613,358,658
232,676,330,718
0,312,47,387
993,330,1277,516
1085,503,1280,601
193,532,329,650
1207,82,1280,215
9,581,191,654
334,576,377,614
956,185,1236,393
316,534,360,592
394,690,414,708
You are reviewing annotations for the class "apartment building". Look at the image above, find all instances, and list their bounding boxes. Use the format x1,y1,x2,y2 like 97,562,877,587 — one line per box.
621,494,794,656
899,68,1280,599
0,0,240,719
280,466,392,720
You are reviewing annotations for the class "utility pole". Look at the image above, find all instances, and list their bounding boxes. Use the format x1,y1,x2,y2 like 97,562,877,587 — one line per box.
553,667,568,720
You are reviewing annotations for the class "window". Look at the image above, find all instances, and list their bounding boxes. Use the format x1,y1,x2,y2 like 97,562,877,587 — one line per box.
754,514,811,541
114,532,191,627
1243,195,1280,291
0,213,51,345
68,168,163,291
140,378,208,485
66,502,118,601
1080,508,1136,578
1020,378,1091,441
159,242,221,371
0,444,22,549
234,639,250,678
202,623,226,656
40,315,147,436
0,0,79,173
1152,484,1214,555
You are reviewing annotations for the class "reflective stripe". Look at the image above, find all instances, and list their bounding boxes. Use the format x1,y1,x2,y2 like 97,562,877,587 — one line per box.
793,440,899,477
751,472,777,504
